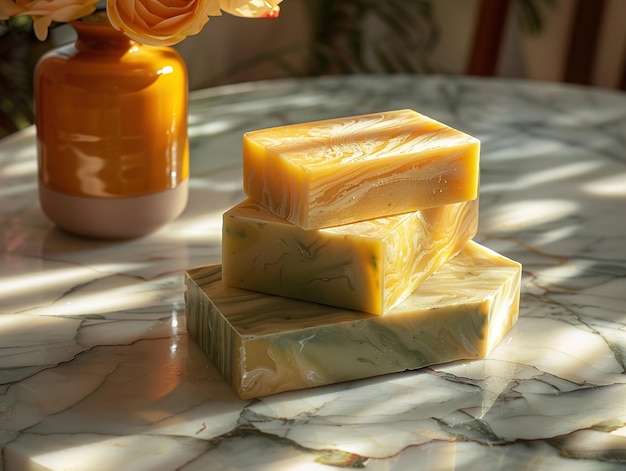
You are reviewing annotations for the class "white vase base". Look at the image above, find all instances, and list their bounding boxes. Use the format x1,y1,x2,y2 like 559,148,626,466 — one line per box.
39,180,189,239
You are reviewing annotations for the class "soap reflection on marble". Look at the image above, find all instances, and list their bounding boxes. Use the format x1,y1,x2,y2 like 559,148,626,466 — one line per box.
185,241,521,399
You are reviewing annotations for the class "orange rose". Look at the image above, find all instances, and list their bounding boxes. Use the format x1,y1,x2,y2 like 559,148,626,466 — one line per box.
0,0,100,40
106,0,222,46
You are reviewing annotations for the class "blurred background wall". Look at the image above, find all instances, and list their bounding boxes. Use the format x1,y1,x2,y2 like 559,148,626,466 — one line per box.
175,0,625,90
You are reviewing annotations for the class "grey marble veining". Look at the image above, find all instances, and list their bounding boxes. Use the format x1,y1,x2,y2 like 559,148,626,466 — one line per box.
1,75,625,470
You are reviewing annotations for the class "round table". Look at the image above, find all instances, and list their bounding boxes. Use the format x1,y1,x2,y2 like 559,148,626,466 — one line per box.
1,75,625,470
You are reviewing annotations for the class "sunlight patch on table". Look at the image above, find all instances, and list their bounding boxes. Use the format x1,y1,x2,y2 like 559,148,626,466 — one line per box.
160,211,223,241
0,157,37,178
480,199,579,233
0,264,143,297
582,172,626,197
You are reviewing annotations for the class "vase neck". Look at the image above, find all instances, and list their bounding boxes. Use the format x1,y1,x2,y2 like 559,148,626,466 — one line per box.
72,21,137,53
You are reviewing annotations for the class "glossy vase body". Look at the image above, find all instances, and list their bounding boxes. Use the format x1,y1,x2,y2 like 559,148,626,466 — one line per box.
35,19,189,238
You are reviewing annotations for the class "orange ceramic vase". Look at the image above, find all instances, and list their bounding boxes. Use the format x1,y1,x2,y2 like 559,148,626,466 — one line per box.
35,16,189,238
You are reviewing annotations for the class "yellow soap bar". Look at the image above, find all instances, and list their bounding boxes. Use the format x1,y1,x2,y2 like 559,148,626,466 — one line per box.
222,197,478,314
185,241,521,400
243,109,480,229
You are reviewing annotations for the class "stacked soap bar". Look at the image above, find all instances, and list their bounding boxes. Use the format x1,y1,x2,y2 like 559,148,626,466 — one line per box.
186,242,521,400
243,108,481,229
185,109,522,399
222,197,478,314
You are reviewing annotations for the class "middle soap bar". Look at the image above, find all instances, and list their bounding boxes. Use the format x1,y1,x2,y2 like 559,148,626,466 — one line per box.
243,109,480,229
222,197,478,315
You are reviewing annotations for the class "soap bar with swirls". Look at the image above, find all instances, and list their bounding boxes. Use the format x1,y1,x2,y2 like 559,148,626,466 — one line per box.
185,241,521,400
222,197,478,314
243,109,480,229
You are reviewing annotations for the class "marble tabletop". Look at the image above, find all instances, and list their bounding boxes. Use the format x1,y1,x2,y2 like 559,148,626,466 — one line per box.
1,75,625,470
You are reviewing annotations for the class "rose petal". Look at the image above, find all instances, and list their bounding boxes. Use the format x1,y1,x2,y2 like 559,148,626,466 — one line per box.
219,0,281,18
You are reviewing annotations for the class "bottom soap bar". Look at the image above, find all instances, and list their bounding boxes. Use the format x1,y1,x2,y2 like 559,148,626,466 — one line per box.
185,241,521,400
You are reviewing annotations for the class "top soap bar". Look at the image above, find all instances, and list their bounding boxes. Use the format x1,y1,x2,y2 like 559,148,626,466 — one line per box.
243,109,480,229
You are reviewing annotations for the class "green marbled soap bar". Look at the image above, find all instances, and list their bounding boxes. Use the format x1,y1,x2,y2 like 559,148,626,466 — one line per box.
185,241,521,400
222,197,478,315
